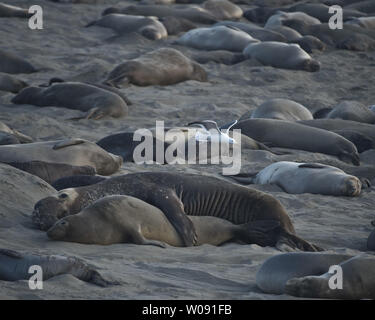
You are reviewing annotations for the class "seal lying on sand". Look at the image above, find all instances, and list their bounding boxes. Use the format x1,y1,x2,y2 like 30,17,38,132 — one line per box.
86,14,167,40
105,48,207,87
12,82,129,120
0,249,112,287
0,121,33,145
243,42,320,72
33,172,320,251
202,0,243,20
229,162,362,196
257,252,375,299
47,195,282,247
0,139,122,176
0,73,28,93
0,50,36,74
228,119,360,165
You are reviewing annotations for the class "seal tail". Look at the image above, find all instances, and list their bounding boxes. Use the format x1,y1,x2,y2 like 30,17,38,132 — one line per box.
224,172,258,185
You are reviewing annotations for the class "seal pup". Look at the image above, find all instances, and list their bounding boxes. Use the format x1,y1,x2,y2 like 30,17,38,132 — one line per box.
0,3,32,18
102,5,218,24
175,26,259,52
0,73,28,93
86,14,168,40
202,0,243,20
0,50,36,74
105,48,207,87
229,119,360,165
33,172,320,251
243,42,320,72
284,254,375,299
250,98,313,121
12,82,129,120
0,139,122,176
0,121,33,145
0,249,112,287
230,162,362,196
47,195,282,247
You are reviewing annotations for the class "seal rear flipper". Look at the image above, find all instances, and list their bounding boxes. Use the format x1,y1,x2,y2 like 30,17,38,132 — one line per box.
339,151,360,166
237,220,281,246
276,230,324,252
150,188,197,246
11,130,33,143
53,139,86,150
104,75,130,89
0,248,23,259
223,172,258,185
88,270,120,287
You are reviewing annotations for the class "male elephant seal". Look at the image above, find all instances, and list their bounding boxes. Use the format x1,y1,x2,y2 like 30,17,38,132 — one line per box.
202,0,243,20
0,73,28,93
86,14,167,40
175,26,259,52
12,82,128,119
33,172,320,251
0,139,122,176
0,3,31,18
103,5,218,24
47,195,282,247
243,42,320,72
231,162,362,196
229,119,360,165
256,252,375,299
105,48,207,87
250,98,313,121
0,50,36,74
0,121,33,145
0,249,112,287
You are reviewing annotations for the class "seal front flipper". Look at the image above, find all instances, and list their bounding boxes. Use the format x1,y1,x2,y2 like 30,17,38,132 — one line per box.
298,163,327,169
0,248,23,259
53,139,86,150
150,188,197,246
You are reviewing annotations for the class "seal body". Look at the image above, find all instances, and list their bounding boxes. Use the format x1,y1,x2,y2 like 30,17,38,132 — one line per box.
105,48,207,87
12,82,128,119
0,139,122,176
0,121,33,145
0,73,28,93
176,26,258,52
0,50,36,74
243,42,320,72
325,101,375,124
251,161,362,196
202,0,243,20
33,172,319,251
0,3,31,18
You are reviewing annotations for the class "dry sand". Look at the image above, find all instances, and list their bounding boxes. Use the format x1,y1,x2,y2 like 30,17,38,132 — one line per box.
0,0,374,299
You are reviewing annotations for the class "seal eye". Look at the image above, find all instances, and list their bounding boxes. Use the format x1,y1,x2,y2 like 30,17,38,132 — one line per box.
59,193,68,199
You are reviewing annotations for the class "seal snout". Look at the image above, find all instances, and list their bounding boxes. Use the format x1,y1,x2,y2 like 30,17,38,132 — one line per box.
343,178,361,197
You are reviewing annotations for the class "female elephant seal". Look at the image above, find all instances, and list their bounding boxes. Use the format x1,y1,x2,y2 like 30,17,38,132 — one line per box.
232,161,362,196
33,172,320,251
230,119,360,165
175,26,259,52
0,249,112,287
250,98,313,121
0,139,122,176
86,14,167,40
105,48,207,87
47,195,281,247
243,42,320,72
256,252,375,299
12,82,128,119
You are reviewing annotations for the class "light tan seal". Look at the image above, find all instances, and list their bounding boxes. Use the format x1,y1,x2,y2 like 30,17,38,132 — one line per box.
105,48,207,87
47,195,281,247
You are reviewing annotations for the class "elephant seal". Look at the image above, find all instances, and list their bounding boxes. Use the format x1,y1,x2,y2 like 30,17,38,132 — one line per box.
0,249,112,287
105,48,207,87
324,101,375,124
32,172,320,251
103,5,218,24
231,162,362,196
243,42,320,72
52,175,107,191
346,0,375,13
12,82,128,120
0,73,28,93
347,17,375,30
159,16,197,35
175,26,259,52
0,50,36,74
0,139,122,176
214,21,287,42
0,121,33,145
191,50,245,65
86,14,167,40
332,130,374,153
229,119,360,165
202,0,243,20
47,195,282,247
264,11,321,29
243,7,279,24
7,161,96,184
284,254,375,299
0,3,31,18
290,35,325,53
250,98,313,121
267,25,302,41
